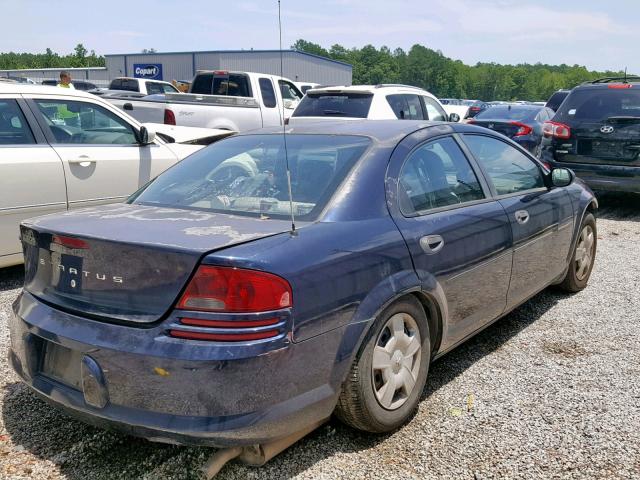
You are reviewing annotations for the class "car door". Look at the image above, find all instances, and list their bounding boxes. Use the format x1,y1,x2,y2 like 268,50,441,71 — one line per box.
0,96,66,263
26,95,178,209
461,134,574,308
387,133,513,348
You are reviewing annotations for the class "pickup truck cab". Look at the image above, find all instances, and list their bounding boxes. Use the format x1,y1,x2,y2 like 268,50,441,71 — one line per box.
94,77,180,96
103,71,304,132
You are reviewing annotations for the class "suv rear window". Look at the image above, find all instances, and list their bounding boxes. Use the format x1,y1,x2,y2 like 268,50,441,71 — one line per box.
554,87,640,123
292,92,373,118
545,90,569,112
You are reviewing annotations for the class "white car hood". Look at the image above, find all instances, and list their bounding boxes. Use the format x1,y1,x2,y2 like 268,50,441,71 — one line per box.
143,123,235,144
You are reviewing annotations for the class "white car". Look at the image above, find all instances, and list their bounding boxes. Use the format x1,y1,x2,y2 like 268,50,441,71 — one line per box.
289,84,459,123
0,84,232,268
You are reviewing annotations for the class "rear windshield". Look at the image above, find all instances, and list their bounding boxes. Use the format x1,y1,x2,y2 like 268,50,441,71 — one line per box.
130,134,371,221
190,73,251,97
292,92,373,118
475,106,540,121
554,87,640,123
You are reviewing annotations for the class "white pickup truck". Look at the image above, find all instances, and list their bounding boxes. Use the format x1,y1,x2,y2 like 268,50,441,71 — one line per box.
102,71,304,132
92,77,180,96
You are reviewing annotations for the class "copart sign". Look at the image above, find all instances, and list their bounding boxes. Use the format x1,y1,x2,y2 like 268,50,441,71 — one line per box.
133,63,163,80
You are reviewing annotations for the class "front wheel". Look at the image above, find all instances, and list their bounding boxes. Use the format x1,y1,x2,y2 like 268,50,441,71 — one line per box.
335,297,430,433
558,213,597,292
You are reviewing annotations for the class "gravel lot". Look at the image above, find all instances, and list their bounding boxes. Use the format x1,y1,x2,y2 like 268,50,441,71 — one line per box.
1,193,639,480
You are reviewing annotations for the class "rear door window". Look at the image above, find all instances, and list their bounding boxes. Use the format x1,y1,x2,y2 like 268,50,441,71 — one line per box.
463,135,544,195
399,136,485,214
259,78,277,108
0,100,36,145
292,92,373,118
386,94,425,120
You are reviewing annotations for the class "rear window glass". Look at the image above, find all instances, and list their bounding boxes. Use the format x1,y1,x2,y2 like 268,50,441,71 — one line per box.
292,93,373,118
474,106,540,121
555,88,640,123
130,134,371,221
191,74,251,97
0,100,35,145
259,78,277,108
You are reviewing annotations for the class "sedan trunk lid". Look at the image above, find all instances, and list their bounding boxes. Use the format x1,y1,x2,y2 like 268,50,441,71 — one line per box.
21,204,294,323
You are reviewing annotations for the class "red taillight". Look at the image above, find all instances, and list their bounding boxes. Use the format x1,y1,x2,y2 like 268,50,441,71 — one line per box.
164,108,176,125
177,266,292,313
510,121,533,137
169,329,279,342
543,121,571,140
179,317,280,328
608,83,632,89
52,234,88,249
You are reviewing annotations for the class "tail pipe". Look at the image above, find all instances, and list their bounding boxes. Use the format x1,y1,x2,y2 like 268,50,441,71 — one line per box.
202,418,327,478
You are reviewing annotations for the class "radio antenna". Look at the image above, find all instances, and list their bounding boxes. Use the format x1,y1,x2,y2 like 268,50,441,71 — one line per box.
278,0,296,233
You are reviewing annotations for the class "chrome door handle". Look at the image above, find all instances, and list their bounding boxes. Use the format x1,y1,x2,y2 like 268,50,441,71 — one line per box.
515,210,530,224
420,234,445,254
68,155,95,166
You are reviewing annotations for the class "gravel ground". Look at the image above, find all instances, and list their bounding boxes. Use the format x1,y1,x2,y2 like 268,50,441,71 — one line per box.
1,193,639,480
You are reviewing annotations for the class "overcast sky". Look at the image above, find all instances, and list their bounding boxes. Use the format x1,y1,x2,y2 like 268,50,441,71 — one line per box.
2,0,638,72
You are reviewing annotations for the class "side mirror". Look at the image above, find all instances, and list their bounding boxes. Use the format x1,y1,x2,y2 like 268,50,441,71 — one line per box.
449,113,460,123
550,167,573,188
283,99,295,109
138,125,157,145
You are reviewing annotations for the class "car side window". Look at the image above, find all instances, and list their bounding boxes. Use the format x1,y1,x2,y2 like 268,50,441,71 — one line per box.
278,80,303,101
422,97,447,121
398,136,485,215
259,78,277,108
0,100,36,145
34,99,138,145
386,94,425,120
463,135,545,195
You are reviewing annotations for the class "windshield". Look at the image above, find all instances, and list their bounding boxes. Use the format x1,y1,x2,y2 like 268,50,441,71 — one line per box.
554,88,640,123
130,134,372,221
292,92,373,118
475,106,540,121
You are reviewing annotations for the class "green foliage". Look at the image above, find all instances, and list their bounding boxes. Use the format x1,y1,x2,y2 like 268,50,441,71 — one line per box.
292,39,624,101
0,44,105,70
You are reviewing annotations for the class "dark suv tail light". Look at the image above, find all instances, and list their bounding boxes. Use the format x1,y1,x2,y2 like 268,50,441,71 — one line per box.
177,266,292,313
511,121,533,137
543,121,571,140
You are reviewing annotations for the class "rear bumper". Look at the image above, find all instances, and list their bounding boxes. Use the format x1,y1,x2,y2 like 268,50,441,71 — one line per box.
8,292,345,447
547,159,640,193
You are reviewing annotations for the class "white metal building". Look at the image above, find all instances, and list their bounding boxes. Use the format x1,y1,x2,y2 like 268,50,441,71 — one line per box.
105,49,352,85
0,50,352,87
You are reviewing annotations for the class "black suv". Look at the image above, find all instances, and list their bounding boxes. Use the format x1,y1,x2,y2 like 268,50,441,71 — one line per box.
541,76,640,193
545,89,570,112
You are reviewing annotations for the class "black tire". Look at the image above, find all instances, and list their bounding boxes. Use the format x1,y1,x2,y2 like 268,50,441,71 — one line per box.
335,296,431,433
558,213,597,292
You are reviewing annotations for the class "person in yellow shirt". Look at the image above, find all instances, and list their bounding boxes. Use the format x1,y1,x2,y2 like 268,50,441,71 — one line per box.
56,71,75,89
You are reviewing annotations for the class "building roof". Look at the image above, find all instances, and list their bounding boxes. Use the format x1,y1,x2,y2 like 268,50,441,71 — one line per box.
104,49,352,68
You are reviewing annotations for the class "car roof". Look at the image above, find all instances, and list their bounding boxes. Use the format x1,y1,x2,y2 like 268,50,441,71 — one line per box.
0,83,99,98
238,119,470,143
307,84,435,95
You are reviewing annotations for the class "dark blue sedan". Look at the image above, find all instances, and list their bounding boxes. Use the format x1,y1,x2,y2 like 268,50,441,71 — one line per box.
468,104,555,156
9,121,597,462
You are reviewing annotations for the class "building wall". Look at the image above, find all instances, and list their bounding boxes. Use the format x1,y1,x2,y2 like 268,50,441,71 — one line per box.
0,51,352,87
0,67,110,86
110,50,352,85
